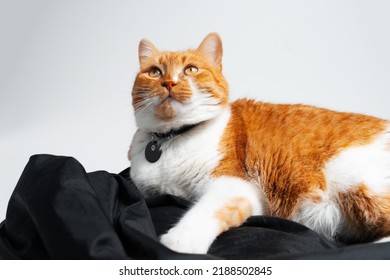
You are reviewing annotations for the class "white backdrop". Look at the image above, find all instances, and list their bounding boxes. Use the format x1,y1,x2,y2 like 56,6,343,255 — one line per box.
1,0,390,220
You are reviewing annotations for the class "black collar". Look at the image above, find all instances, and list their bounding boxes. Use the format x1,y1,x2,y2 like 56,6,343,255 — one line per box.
153,123,199,139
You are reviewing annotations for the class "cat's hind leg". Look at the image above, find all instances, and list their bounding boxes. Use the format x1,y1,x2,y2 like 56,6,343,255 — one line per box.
323,129,390,242
160,176,266,254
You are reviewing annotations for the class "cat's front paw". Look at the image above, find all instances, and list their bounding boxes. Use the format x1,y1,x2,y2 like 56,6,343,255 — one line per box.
160,227,211,254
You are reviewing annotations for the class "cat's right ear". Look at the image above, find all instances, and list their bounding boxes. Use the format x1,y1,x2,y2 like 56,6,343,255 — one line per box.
138,39,159,69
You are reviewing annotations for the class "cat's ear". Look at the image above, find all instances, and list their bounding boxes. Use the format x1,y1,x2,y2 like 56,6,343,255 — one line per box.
196,33,223,69
138,38,159,69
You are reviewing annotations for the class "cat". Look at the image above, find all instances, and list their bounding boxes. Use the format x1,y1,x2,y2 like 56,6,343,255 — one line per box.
128,32,390,254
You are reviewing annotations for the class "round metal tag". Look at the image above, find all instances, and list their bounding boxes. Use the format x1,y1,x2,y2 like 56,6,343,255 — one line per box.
145,141,162,163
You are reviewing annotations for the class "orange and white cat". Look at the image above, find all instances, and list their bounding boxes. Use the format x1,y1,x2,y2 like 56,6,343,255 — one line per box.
128,33,390,254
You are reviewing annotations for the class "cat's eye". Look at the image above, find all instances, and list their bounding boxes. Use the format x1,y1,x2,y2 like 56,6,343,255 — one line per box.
184,65,198,76
148,67,162,78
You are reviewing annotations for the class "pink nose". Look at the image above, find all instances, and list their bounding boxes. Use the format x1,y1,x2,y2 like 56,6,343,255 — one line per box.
161,80,177,92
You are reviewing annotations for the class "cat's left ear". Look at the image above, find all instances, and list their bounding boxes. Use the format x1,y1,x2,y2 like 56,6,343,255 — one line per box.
197,33,223,70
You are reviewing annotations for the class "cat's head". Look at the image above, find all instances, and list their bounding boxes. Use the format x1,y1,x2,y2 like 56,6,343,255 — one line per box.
132,33,229,133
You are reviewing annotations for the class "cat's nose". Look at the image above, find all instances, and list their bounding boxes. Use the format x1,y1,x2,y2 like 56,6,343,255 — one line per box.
161,80,177,92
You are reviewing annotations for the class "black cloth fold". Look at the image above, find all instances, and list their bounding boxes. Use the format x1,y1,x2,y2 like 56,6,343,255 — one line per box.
0,154,389,259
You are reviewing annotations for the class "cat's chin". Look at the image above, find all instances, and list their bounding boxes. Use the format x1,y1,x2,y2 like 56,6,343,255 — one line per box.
135,99,227,133
154,98,177,121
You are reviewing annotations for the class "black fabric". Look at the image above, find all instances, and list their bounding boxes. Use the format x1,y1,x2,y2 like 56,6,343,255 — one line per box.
0,154,389,259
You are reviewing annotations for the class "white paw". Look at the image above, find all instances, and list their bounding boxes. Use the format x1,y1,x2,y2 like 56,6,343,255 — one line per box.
160,226,213,254
374,236,390,243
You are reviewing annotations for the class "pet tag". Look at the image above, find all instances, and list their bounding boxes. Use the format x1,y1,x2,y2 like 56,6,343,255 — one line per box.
145,141,162,163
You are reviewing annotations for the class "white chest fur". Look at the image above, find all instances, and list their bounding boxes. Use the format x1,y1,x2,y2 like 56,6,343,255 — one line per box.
129,108,231,201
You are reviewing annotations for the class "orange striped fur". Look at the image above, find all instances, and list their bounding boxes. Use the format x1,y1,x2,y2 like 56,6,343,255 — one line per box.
214,100,388,219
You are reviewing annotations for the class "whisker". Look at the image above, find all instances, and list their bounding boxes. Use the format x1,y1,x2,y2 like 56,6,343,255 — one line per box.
133,97,155,112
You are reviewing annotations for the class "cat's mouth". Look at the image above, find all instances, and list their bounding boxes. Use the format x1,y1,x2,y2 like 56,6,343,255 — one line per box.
161,96,176,103
156,89,191,105
161,93,182,103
